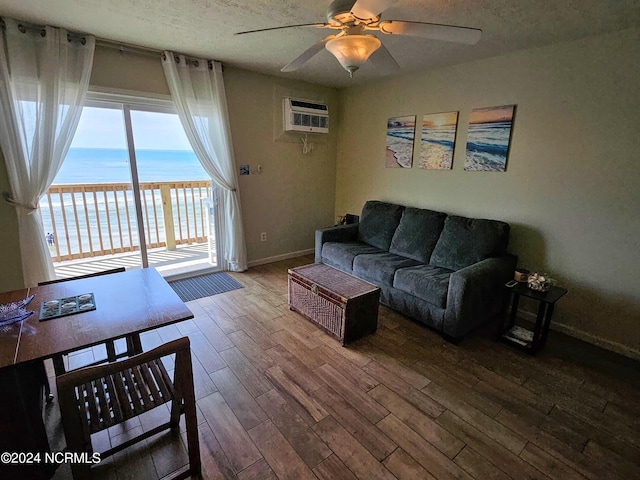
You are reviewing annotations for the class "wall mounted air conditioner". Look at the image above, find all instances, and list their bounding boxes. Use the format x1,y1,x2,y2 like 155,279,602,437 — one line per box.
283,97,329,134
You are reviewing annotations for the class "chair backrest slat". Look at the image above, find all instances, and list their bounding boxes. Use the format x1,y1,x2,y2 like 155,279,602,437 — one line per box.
57,337,190,434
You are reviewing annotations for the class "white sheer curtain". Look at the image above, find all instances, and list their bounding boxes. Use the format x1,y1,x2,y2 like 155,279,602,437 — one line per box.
162,52,247,272
0,18,95,286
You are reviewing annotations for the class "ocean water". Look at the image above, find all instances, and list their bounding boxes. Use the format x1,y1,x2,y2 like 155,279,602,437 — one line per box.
464,121,513,172
55,148,210,184
419,124,457,170
386,127,415,168
43,148,212,258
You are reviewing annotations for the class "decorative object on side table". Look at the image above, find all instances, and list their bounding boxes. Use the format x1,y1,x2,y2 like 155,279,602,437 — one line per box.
527,272,553,292
514,268,529,282
500,281,567,353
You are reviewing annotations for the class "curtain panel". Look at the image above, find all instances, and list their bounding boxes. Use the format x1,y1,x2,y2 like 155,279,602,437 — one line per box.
0,18,95,286
161,52,247,272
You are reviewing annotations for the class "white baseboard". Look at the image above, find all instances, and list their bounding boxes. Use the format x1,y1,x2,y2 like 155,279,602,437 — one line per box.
517,309,640,361
248,248,315,268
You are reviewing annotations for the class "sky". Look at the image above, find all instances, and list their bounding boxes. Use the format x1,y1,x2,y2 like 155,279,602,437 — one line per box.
422,112,458,127
70,107,193,151
469,105,515,125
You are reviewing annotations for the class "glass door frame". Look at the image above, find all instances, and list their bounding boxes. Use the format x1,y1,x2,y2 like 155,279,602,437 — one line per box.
82,89,220,270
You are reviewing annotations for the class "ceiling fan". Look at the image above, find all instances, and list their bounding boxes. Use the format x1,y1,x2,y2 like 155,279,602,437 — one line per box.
236,0,482,77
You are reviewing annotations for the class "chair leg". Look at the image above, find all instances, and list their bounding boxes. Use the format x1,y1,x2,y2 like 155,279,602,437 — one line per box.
183,393,201,475
58,382,93,480
169,398,181,428
105,340,117,363
36,361,54,403
129,333,143,355
52,354,66,376
177,352,201,476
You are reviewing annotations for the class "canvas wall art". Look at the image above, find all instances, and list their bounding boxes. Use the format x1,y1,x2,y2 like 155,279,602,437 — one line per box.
418,111,459,170
386,115,416,168
464,105,516,172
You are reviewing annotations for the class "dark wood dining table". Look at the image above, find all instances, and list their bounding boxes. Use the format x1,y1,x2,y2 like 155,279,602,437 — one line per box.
0,267,193,478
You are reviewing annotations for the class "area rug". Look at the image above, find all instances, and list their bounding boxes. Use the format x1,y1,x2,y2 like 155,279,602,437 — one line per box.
169,272,243,302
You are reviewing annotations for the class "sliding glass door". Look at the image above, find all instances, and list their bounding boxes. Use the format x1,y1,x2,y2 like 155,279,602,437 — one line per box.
42,104,144,272
128,108,214,275
41,93,219,278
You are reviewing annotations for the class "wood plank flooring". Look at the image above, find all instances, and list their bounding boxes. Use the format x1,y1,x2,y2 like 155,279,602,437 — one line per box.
48,255,640,479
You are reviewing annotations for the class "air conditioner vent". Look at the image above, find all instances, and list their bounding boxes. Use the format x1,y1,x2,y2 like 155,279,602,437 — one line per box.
283,97,329,133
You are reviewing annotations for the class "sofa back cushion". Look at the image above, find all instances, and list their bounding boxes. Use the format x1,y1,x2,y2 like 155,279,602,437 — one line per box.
358,201,404,250
430,215,510,271
389,207,447,263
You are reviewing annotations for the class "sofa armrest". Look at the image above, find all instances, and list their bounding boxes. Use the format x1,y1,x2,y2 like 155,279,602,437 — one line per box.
315,223,359,263
443,254,517,338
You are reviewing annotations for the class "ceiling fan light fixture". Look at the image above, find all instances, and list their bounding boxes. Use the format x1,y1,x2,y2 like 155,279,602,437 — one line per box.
325,34,381,76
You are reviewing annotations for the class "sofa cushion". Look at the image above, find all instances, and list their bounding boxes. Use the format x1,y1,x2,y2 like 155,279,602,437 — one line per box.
430,215,510,271
393,265,454,308
389,207,447,263
353,252,421,287
358,201,404,250
321,242,384,273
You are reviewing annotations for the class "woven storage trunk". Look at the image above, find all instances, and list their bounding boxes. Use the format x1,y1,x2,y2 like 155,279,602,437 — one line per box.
288,264,380,345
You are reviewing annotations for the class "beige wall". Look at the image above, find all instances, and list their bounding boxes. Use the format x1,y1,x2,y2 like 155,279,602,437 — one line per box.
335,28,640,356
223,67,338,263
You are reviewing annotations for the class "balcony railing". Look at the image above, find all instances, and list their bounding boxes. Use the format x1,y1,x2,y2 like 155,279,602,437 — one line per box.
40,181,212,262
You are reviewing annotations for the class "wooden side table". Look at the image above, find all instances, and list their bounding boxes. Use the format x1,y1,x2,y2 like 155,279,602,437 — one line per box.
499,282,568,353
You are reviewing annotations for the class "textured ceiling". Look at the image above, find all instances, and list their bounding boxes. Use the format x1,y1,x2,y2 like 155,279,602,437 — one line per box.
0,0,638,88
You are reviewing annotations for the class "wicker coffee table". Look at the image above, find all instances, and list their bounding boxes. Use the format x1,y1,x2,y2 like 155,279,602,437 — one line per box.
288,263,380,345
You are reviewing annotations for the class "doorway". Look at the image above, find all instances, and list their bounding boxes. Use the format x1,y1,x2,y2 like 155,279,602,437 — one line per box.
40,92,220,279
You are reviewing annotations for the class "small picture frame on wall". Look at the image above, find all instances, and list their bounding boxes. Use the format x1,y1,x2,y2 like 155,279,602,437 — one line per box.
418,111,459,170
386,115,416,168
464,105,516,172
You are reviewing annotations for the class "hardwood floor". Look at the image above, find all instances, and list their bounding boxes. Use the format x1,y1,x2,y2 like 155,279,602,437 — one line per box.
47,255,640,479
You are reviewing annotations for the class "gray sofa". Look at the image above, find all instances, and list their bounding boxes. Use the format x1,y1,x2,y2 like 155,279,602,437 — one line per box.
315,200,517,341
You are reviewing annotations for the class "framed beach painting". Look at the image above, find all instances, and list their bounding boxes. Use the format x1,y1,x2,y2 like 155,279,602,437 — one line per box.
464,105,516,172
418,111,459,170
386,115,416,168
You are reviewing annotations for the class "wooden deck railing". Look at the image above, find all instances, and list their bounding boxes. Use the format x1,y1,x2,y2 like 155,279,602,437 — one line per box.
40,181,212,262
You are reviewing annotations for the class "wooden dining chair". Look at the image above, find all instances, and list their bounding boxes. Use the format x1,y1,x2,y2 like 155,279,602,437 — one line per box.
57,336,200,480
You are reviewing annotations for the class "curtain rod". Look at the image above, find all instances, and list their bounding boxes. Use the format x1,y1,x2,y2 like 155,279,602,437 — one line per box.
96,38,161,58
96,38,221,70
1,17,222,66
0,17,88,44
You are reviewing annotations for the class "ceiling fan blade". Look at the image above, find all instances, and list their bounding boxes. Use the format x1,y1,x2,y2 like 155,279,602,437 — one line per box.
369,43,400,75
378,20,482,44
351,0,398,19
235,23,328,35
281,35,335,72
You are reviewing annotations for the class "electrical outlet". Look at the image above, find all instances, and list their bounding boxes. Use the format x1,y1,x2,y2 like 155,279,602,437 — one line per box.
260,232,267,242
